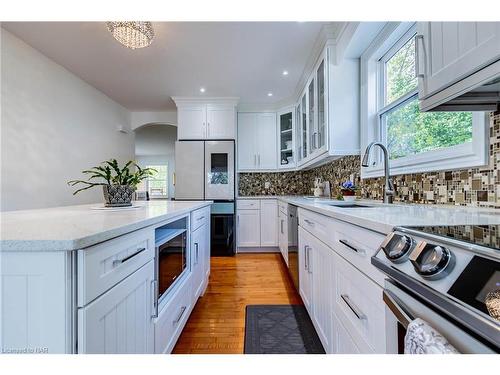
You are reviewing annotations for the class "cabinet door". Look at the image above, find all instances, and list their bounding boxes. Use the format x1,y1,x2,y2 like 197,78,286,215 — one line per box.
237,113,257,170
278,109,295,169
300,93,308,161
177,105,206,140
278,210,288,264
256,113,277,170
236,209,261,247
207,105,235,139
78,261,154,354
204,217,211,279
191,225,205,300
298,227,313,313
308,78,317,154
311,235,333,353
260,199,278,247
316,59,327,151
418,22,500,99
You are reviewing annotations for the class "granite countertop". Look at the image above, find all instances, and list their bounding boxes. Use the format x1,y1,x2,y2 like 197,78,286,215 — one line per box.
277,196,500,234
0,200,212,252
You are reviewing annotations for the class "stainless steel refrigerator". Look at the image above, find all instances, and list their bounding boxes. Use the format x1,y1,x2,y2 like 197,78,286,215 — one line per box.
175,140,235,255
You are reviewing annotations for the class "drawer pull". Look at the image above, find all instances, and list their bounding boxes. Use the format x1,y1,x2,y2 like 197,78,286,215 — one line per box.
196,216,205,221
304,219,315,226
339,239,364,254
112,247,146,266
173,306,187,325
341,294,366,321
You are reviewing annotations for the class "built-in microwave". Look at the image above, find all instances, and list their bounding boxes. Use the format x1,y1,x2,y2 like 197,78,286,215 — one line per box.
152,224,188,317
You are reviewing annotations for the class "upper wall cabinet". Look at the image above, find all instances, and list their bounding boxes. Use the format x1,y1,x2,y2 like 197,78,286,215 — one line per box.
416,22,500,111
277,108,295,169
237,112,277,171
172,98,239,140
297,47,360,169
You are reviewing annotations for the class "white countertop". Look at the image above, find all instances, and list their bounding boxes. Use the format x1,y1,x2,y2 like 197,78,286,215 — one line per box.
0,200,212,252
276,196,500,234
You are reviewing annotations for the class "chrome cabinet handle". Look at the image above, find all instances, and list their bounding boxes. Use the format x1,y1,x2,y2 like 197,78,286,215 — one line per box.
307,246,312,274
113,247,146,266
341,294,366,320
338,239,365,254
304,245,309,270
258,154,261,166
304,218,315,226
151,280,158,318
194,243,199,265
173,306,187,325
415,35,425,78
280,219,284,234
196,216,205,221
207,122,210,137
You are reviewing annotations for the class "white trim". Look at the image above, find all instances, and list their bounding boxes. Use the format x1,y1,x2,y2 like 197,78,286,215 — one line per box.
361,23,489,179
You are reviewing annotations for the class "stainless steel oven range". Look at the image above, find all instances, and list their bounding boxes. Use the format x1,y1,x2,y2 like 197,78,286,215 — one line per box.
372,224,500,353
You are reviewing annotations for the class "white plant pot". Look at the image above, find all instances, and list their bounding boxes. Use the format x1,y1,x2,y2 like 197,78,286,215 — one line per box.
343,195,355,202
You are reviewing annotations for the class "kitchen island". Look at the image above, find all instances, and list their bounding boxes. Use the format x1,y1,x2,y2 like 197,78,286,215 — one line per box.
0,200,212,354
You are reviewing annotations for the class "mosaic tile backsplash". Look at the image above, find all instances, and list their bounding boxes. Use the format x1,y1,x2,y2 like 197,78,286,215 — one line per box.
239,111,500,209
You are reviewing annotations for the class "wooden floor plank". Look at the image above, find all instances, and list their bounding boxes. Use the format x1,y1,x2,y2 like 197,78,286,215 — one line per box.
172,253,302,354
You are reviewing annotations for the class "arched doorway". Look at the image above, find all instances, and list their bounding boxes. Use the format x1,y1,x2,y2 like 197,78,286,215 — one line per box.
134,123,177,200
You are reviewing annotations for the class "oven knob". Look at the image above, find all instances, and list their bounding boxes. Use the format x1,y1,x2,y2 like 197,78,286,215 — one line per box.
410,243,454,279
381,234,414,263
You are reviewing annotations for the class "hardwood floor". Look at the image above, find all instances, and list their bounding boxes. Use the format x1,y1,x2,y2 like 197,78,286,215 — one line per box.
172,253,302,354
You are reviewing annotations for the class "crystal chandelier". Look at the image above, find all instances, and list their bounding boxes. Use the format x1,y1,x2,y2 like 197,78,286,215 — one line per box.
106,22,155,49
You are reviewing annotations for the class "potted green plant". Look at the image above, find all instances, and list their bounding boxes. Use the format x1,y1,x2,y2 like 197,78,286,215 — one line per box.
340,181,357,202
68,159,157,207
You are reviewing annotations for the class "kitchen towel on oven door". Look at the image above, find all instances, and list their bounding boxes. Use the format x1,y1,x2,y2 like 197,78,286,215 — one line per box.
404,318,459,354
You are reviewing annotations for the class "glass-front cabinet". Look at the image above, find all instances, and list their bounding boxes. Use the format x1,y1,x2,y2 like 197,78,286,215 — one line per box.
296,53,328,167
278,108,295,169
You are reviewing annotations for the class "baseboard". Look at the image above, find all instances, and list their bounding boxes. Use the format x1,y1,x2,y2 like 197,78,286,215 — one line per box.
236,247,280,253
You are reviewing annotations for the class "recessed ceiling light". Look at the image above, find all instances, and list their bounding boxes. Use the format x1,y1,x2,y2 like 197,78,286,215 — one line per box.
200,87,206,93
282,70,289,76
267,92,273,97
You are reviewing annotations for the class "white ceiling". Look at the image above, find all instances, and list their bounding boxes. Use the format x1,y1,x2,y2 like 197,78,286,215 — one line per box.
3,22,340,111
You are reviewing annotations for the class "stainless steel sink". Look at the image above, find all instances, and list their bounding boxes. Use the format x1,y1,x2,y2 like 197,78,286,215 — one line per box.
319,202,374,208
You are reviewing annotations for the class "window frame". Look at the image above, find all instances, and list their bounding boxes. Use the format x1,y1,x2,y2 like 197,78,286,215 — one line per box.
361,22,489,179
143,164,169,199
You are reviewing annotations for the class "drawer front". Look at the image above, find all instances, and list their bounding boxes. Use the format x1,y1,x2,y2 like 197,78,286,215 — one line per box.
330,218,386,286
78,228,155,307
154,276,193,354
333,252,387,353
237,199,260,210
298,208,332,246
191,206,210,232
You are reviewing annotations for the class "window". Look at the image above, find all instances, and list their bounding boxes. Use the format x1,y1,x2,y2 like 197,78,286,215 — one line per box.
361,23,488,178
137,164,168,198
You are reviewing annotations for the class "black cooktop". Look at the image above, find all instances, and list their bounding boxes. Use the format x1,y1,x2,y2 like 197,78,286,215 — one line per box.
403,225,500,251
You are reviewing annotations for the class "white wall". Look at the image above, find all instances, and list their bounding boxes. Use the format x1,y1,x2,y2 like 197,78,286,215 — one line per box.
134,124,177,199
1,29,135,211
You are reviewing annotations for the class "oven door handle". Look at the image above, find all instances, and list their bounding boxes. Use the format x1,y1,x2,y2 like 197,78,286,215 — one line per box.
383,289,414,329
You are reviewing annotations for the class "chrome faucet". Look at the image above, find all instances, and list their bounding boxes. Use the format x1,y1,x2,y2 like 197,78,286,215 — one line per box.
361,142,394,204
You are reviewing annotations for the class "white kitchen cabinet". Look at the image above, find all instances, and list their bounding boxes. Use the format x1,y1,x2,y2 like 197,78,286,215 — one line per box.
298,225,333,353
78,261,155,354
277,108,295,169
298,227,313,315
191,224,207,300
417,22,500,107
173,98,238,140
176,103,207,140
206,104,236,139
236,208,261,247
237,112,277,171
260,199,278,247
278,207,288,264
